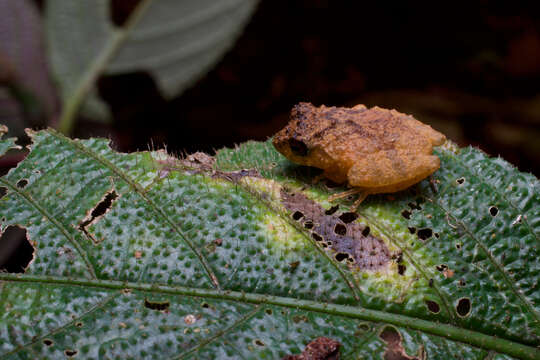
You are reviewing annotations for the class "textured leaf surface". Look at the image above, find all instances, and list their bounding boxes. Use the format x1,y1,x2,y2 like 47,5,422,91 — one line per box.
0,129,538,359
46,0,258,122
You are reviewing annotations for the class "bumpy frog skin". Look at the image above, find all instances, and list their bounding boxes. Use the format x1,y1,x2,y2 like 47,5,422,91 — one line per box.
273,102,446,195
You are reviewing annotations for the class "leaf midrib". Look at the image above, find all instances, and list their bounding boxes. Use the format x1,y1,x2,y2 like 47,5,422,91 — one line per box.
1,273,537,360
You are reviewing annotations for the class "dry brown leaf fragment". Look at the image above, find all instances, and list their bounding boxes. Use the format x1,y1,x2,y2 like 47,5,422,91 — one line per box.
282,337,341,360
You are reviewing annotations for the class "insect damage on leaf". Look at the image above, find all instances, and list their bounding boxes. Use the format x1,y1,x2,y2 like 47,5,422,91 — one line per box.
282,336,341,360
379,326,423,360
281,188,393,271
0,225,34,273
78,189,119,244
1,127,540,359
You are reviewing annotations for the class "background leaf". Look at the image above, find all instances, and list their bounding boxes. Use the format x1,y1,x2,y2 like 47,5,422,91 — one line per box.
46,0,259,129
0,0,58,135
0,129,538,359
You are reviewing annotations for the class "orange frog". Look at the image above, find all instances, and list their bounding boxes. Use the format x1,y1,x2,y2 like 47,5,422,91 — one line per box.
273,102,446,209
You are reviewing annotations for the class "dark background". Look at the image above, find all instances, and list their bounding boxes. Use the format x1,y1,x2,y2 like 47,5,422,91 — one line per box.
90,0,540,176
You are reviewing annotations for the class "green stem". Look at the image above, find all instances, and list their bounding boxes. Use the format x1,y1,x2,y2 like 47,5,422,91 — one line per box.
57,0,154,135
1,273,537,360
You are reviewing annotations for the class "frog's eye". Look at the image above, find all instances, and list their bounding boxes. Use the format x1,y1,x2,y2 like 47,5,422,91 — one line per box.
288,138,308,156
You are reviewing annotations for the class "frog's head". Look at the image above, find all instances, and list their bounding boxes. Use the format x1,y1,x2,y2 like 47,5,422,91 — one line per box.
272,102,320,165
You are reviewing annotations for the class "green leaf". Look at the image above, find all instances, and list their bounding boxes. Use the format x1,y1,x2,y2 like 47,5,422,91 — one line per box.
46,0,259,132
0,129,538,359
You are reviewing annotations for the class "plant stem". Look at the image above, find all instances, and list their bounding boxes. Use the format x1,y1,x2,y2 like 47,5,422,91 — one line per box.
57,0,154,135
1,273,538,360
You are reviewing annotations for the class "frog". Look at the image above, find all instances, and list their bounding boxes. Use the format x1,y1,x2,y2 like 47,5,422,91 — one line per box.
272,102,446,209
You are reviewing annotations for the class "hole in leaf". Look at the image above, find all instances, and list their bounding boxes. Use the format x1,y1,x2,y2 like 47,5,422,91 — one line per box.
288,138,309,156
455,243,462,250
265,308,272,315
397,264,406,275
43,339,53,346
458,278,466,287
417,228,433,240
335,253,349,262
16,179,28,188
201,302,210,309
425,300,440,313
456,177,465,185
456,298,471,317
292,211,304,221
401,210,411,219
79,190,119,243
379,326,401,344
408,227,416,234
304,220,314,229
254,339,265,347
408,202,421,210
144,298,170,311
89,190,118,220
0,226,34,273
436,264,448,272
434,232,440,238
311,232,323,242
378,325,418,360
334,224,347,236
489,206,498,217
324,205,339,215
75,322,83,327
0,187,6,199
338,212,358,223
64,349,78,357
361,226,370,237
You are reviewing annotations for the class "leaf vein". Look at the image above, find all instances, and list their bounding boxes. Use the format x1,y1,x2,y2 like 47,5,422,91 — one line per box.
174,305,261,359
47,129,220,288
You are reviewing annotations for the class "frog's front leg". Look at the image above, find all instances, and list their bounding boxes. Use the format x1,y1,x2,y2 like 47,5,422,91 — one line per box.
327,188,367,211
